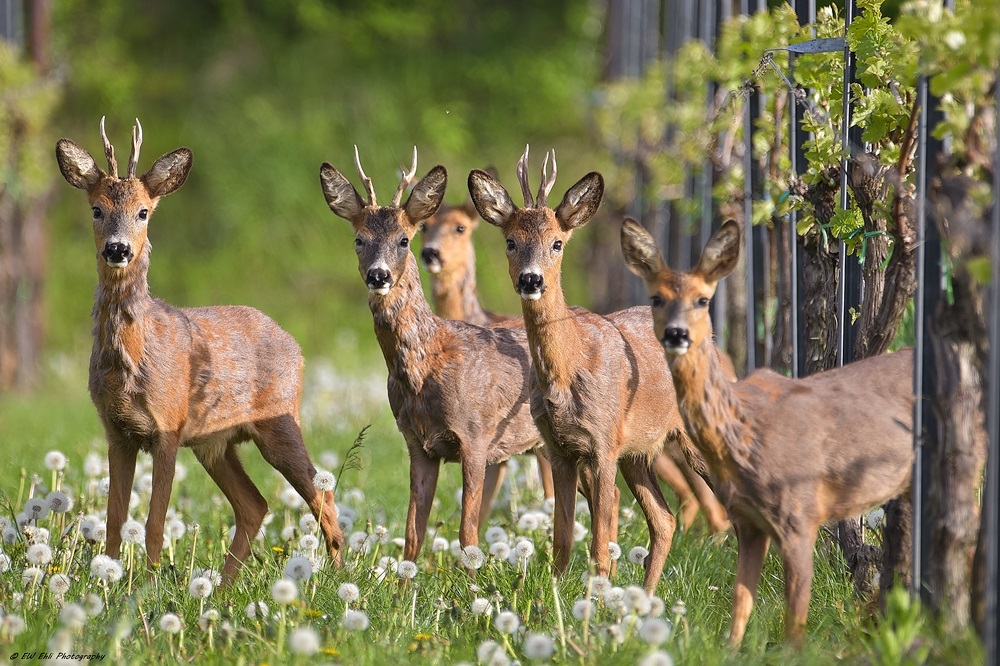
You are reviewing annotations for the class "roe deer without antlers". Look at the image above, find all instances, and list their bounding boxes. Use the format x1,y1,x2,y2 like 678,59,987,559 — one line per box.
418,193,557,519
55,118,343,584
620,218,913,646
319,147,547,560
469,147,710,593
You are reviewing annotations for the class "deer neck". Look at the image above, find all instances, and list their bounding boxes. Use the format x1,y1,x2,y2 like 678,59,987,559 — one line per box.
371,254,443,393
430,248,489,325
667,337,754,480
91,245,153,379
519,277,582,391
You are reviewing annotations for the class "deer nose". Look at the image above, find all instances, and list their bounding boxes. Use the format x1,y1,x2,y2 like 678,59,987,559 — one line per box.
662,327,690,351
102,241,133,267
420,247,442,271
366,267,392,292
517,272,545,299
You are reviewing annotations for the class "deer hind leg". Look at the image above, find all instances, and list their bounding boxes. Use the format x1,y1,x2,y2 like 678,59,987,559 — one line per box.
144,433,180,567
780,528,817,646
252,415,343,562
105,434,139,561
653,450,698,530
404,445,441,562
549,453,579,577
668,437,731,534
728,523,771,649
620,456,676,594
459,450,488,549
534,450,555,501
195,443,268,586
479,462,507,529
584,453,618,580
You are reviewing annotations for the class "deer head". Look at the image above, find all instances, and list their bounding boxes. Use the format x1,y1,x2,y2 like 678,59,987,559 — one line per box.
55,117,192,273
419,199,480,276
320,146,446,295
621,218,741,356
468,146,603,300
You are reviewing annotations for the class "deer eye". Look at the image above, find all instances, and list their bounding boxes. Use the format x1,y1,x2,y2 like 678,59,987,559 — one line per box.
354,237,363,250
696,297,710,308
552,240,563,252
419,223,426,233
92,207,102,220
400,236,410,248
137,208,148,221
506,239,515,252
650,295,664,307
456,225,466,234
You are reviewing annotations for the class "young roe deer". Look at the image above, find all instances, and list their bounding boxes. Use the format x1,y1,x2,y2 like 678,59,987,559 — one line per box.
318,147,546,560
55,118,343,584
620,218,913,646
469,147,703,592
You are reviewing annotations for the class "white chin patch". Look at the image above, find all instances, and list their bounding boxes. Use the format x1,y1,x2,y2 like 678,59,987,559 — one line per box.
105,259,129,268
520,291,542,301
662,344,689,357
427,263,442,274
370,285,391,296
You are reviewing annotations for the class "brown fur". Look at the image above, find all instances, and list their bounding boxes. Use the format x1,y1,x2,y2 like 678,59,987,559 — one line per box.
621,218,913,646
56,121,343,585
319,155,544,561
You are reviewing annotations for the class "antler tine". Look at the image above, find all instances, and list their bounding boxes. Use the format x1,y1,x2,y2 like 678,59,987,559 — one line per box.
99,115,119,177
126,118,143,179
535,149,557,208
391,146,418,207
353,145,378,206
516,144,534,208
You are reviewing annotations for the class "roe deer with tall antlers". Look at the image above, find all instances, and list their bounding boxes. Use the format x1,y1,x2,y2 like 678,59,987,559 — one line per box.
319,147,549,560
469,147,708,592
621,218,913,646
55,118,343,584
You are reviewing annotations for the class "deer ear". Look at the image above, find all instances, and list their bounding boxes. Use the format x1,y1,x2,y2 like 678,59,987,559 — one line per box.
468,169,516,227
695,219,741,284
320,163,365,221
555,172,603,231
55,139,103,191
405,165,447,223
620,218,665,284
141,148,193,198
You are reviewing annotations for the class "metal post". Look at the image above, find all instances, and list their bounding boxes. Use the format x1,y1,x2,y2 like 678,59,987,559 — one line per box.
742,0,762,372
0,0,22,45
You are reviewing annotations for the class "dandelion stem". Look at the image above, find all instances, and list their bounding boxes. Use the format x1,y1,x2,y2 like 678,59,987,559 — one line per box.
551,576,566,657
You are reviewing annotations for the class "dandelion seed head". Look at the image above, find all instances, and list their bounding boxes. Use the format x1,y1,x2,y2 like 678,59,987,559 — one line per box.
26,542,52,566
650,595,666,617
85,593,104,616
49,573,72,596
620,506,636,523
244,601,269,621
167,519,186,540
271,578,298,605
477,640,509,666
604,586,626,608
628,545,649,565
348,531,372,553
120,519,145,545
45,450,68,471
289,626,321,655
523,632,555,660
586,574,612,597
2,525,17,544
638,617,672,646
608,541,622,561
573,521,588,542
281,486,305,509
22,566,44,586
638,650,675,666
670,599,686,617
484,526,508,545
396,560,418,579
460,545,486,570
320,450,340,469
0,552,10,572
572,598,596,621
197,609,219,632
517,512,540,532
625,585,652,615
471,597,492,616
313,470,336,492
299,513,319,534
489,541,510,560
513,539,535,561
494,610,520,634
188,576,214,599
24,497,49,520
47,491,73,514
138,473,154,495
299,534,320,552
84,453,104,478
60,602,87,630
337,582,360,603
283,556,313,582
373,524,390,543
98,477,111,496
342,609,370,631
159,613,182,634
431,536,449,553
866,508,885,530
23,525,49,545
1,614,26,637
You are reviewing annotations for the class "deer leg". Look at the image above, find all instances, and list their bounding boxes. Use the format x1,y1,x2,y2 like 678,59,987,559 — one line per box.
144,434,179,566
728,523,771,649
668,438,731,533
252,415,343,561
653,451,698,530
780,529,817,646
105,435,138,560
479,462,506,529
586,454,617,580
620,456,676,594
549,454,579,577
196,445,269,586
534,450,555,501
404,446,440,562
460,450,488,548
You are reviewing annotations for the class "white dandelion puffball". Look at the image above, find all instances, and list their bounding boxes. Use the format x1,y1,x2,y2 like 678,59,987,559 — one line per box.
271,579,298,605
24,497,49,520
45,450,68,471
477,640,509,666
280,524,297,541
348,531,372,553
299,534,320,552
625,586,652,615
431,536,449,553
628,546,649,565
513,539,535,561
517,512,540,532
587,574,612,597
121,518,145,545
575,499,590,516
167,519,186,540
188,576,214,599
450,539,463,559
373,524,390,544
23,525,49,545
98,477,111,495
670,600,686,617
283,556,313,582
396,560,418,579
26,543,53,566
572,598,596,621
638,617,673,645
47,491,74,514
1,614,26,638
299,513,319,534
84,453,104,478
638,651,675,666
650,596,666,617
573,521,588,542
281,486,305,509
604,586,626,607
489,541,511,560
320,450,339,470
342,609,370,631
460,545,486,570
198,609,219,632
0,552,10,573
484,526,508,545
49,573,72,596
22,566,44,586
493,610,520,634
471,597,492,616
85,593,104,617
159,613,182,635
60,603,87,630
608,541,622,561
523,632,555,660
245,601,269,620
290,626,321,655
313,470,336,492
392,537,406,549
89,554,115,582
101,560,122,583
337,582,360,603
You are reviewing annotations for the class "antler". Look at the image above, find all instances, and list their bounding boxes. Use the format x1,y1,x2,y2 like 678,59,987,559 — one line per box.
99,116,119,178
516,144,534,208
391,146,418,207
354,145,378,206
535,149,557,208
126,118,143,179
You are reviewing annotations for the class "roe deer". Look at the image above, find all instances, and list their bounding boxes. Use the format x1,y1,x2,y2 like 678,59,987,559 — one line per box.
469,147,705,593
419,193,556,518
55,118,343,584
621,218,913,646
319,147,546,560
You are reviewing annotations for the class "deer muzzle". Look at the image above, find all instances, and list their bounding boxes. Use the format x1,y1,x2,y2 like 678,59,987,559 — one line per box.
661,327,691,355
517,272,545,300
420,247,442,274
102,241,133,268
366,266,392,295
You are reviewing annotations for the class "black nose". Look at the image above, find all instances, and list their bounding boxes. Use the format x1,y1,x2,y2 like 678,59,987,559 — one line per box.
420,247,440,265
102,242,132,265
662,327,690,348
366,267,391,289
517,272,545,295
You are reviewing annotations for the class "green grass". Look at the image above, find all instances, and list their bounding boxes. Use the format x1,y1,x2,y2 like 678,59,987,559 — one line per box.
0,364,986,665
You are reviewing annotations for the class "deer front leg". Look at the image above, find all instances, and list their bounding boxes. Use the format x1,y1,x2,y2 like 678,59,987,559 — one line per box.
728,523,771,649
780,529,817,646
584,454,617,580
404,447,440,562
549,454,579,576
668,437,730,533
479,462,507,529
459,450,488,548
653,451,698,530
105,436,138,561
144,434,179,566
620,456,676,594
534,450,555,500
